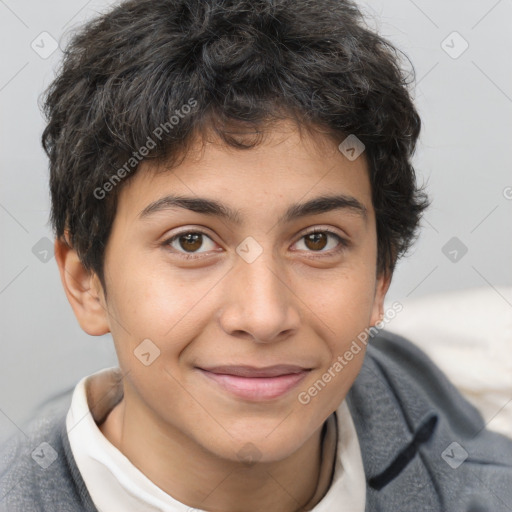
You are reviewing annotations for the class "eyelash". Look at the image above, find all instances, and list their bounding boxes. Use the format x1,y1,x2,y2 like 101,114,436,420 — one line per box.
162,228,349,261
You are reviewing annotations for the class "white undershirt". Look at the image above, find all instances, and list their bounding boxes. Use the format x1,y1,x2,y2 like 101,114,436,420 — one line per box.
66,367,366,512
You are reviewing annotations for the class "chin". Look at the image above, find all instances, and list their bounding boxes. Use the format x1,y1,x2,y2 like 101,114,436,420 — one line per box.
199,423,311,465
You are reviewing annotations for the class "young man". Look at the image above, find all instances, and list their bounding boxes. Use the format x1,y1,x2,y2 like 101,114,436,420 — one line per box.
1,0,511,510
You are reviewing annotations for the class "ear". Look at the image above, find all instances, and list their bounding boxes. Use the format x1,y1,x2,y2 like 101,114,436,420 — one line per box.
369,271,392,327
54,234,110,336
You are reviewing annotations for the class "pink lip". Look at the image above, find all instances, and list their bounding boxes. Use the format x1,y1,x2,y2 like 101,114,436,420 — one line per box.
197,366,310,401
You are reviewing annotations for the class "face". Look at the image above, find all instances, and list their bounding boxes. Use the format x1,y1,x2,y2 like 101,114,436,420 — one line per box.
76,121,389,463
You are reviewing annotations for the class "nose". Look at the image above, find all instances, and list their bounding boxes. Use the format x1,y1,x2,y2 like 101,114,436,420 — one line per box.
217,249,301,344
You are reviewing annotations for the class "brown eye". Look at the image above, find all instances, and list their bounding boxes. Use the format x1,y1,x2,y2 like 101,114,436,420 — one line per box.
304,232,329,251
294,229,347,255
178,233,203,252
164,231,218,258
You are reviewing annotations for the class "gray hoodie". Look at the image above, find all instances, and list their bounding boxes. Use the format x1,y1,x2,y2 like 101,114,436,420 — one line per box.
1,331,511,511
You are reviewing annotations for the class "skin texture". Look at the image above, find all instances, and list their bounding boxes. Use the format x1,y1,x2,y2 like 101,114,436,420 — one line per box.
55,121,390,512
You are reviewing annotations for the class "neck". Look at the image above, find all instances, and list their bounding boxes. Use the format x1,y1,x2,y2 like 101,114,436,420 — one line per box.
100,396,328,512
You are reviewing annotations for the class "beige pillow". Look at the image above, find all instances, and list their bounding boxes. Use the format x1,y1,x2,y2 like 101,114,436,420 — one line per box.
386,286,512,439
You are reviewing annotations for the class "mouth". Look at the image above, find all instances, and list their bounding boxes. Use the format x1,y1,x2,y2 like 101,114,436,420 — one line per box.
196,365,311,401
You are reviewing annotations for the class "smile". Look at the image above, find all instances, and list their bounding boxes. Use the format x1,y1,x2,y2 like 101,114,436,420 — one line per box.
196,366,311,401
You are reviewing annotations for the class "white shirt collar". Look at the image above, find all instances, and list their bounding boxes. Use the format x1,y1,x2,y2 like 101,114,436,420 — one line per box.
66,367,366,512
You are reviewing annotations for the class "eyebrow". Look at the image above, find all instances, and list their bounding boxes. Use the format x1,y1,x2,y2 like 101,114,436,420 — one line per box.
138,193,367,224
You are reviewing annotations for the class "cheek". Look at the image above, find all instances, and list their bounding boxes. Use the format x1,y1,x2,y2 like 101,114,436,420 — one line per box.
105,261,219,374
108,259,188,330
309,288,374,411
313,271,376,388
314,265,377,328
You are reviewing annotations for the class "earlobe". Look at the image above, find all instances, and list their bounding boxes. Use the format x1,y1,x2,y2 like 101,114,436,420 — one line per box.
54,235,110,336
370,271,392,327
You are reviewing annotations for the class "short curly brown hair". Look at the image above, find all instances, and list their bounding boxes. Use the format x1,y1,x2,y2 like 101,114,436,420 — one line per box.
42,0,429,287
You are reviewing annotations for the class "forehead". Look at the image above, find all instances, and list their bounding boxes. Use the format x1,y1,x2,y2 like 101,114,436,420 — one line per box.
115,122,373,225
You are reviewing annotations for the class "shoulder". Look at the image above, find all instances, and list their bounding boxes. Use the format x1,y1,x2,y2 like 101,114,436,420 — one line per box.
366,330,485,413
355,330,512,510
364,329,512,454
0,391,96,512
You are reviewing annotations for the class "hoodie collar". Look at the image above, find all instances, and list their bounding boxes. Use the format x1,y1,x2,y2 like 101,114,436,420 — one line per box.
346,343,440,508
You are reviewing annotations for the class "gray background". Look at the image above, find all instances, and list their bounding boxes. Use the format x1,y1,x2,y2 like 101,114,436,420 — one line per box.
1,0,511,444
